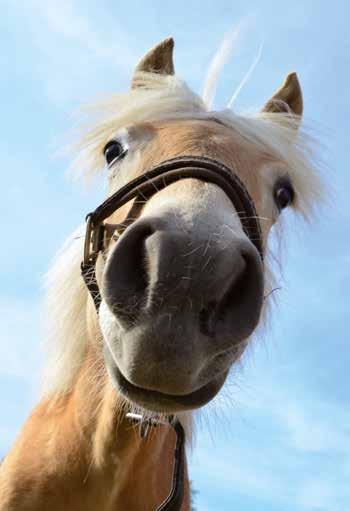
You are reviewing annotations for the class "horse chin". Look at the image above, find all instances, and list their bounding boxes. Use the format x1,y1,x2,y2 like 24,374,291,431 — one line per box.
103,346,228,413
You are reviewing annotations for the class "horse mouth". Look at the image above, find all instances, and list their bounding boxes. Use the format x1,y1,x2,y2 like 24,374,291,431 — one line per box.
105,351,227,412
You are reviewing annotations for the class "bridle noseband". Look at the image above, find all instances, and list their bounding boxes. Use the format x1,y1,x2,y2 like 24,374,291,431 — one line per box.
80,155,263,511
81,155,263,309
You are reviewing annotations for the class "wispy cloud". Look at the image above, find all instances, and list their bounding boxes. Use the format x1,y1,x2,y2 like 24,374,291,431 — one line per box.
29,0,136,64
191,357,350,510
5,0,137,104
281,402,350,454
298,479,337,511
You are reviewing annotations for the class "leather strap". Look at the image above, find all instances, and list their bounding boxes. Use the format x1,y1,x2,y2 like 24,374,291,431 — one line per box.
126,413,186,511
156,419,185,511
84,155,262,259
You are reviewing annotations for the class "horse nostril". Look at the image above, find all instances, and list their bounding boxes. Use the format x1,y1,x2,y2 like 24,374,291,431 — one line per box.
198,245,263,340
102,220,154,325
216,246,263,339
216,261,248,319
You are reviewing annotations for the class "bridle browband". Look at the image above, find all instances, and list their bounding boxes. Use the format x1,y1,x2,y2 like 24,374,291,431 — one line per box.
80,155,263,511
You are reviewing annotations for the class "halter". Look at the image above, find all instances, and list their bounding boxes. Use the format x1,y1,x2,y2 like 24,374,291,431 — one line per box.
80,155,263,511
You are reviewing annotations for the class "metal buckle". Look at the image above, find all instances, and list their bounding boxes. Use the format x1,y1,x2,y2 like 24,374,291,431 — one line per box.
126,412,165,439
83,214,105,267
83,214,94,266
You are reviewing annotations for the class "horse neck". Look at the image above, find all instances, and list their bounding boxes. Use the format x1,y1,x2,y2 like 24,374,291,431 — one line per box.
0,342,190,510
79,350,185,508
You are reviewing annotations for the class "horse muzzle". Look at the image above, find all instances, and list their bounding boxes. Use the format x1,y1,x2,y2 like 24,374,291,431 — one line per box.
82,156,264,411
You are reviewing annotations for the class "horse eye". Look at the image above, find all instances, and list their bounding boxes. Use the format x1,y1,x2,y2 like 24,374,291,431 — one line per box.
103,140,127,166
274,179,295,210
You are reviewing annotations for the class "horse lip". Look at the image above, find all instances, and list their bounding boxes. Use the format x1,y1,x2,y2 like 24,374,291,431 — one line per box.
104,347,227,412
116,367,226,412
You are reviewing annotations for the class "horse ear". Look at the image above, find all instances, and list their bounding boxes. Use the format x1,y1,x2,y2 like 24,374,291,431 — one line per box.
262,72,303,124
131,37,175,89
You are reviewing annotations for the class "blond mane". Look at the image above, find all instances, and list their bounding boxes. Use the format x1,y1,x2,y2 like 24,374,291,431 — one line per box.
42,69,324,398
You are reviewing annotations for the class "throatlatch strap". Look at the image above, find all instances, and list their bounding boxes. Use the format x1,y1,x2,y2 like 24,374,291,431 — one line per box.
156,419,186,511
126,413,186,511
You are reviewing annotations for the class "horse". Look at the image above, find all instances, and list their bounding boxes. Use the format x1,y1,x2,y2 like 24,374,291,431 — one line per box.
0,37,323,510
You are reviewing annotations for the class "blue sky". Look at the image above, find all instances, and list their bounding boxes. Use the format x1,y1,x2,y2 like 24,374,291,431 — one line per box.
1,1,349,509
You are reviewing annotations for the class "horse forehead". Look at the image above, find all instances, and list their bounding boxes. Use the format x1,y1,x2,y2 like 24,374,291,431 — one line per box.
139,119,260,164
146,118,248,155
136,119,267,200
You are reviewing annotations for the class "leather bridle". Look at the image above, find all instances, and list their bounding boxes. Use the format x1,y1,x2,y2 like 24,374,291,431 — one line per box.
80,155,263,511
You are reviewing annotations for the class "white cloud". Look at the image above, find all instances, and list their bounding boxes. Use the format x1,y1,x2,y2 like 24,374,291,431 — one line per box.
281,402,350,454
191,422,350,510
298,480,335,511
190,369,350,511
30,0,135,64
6,0,138,104
235,377,350,455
